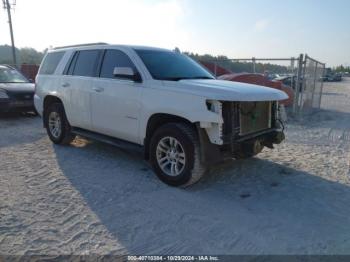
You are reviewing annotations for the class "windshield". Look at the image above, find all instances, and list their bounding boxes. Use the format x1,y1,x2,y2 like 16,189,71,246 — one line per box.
135,49,215,81
0,67,29,83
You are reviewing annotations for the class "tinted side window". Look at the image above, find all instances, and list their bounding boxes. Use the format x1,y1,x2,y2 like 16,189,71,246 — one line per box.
100,50,137,79
64,52,78,75
73,50,100,77
39,51,65,75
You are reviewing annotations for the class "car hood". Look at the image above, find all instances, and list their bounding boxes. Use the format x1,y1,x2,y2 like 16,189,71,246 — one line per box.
0,82,35,93
165,79,288,101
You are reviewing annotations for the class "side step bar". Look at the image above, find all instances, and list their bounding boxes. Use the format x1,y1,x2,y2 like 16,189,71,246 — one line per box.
71,127,144,154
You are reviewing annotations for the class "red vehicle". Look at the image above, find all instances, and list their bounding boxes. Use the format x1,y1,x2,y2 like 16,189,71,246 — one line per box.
200,61,231,76
20,64,39,82
219,73,294,107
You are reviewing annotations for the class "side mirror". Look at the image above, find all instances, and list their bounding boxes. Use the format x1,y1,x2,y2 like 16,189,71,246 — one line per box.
113,67,141,82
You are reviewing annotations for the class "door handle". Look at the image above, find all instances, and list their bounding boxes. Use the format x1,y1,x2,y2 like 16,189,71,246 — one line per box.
62,82,70,88
93,87,104,93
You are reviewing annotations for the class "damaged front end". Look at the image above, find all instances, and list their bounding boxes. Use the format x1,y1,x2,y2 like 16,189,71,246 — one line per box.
198,100,285,165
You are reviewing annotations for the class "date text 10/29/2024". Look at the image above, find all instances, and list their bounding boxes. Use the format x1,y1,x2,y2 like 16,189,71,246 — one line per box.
127,256,220,261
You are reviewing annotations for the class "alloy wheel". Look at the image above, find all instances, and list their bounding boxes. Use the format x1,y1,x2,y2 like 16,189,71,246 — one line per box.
156,136,186,177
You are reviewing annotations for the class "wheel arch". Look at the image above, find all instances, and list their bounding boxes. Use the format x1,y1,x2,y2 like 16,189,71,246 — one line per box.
144,113,197,160
43,95,64,128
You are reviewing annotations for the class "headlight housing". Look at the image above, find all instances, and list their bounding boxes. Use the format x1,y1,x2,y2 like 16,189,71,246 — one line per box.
206,100,222,114
0,89,9,99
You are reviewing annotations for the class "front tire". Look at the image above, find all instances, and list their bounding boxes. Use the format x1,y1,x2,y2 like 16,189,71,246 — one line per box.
45,103,75,145
150,123,206,187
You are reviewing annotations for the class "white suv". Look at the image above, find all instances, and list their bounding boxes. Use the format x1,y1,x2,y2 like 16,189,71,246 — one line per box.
35,43,288,187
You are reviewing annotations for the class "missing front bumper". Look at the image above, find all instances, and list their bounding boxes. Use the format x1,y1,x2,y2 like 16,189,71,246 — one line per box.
198,125,285,166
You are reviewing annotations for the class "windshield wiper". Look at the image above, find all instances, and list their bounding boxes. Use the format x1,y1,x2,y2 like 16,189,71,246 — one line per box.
160,77,187,81
161,76,214,81
189,76,214,80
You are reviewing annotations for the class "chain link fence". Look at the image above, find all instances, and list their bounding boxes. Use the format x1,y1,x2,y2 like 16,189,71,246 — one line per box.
298,55,325,113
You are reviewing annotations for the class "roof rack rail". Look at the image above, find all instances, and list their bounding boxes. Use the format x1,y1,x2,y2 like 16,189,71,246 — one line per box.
53,42,108,50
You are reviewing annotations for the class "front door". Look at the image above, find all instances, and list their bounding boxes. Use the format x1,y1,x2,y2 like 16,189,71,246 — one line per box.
91,49,143,144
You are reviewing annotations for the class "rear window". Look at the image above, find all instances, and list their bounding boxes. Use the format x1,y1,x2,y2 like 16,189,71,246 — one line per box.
39,51,65,75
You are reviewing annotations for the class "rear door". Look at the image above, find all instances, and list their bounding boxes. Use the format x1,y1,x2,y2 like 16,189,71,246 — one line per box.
91,49,143,143
61,49,101,130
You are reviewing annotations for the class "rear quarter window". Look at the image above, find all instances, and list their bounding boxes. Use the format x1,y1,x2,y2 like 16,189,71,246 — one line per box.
39,51,65,75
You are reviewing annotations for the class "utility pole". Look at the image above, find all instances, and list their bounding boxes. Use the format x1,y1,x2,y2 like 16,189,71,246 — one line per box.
3,0,17,68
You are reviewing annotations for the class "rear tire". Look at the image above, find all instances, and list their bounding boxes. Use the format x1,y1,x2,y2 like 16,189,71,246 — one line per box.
45,103,75,145
149,123,206,187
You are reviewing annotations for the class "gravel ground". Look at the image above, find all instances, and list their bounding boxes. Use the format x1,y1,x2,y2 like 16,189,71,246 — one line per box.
0,80,350,256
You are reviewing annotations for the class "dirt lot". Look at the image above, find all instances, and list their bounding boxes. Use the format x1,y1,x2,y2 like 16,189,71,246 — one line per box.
1,80,350,256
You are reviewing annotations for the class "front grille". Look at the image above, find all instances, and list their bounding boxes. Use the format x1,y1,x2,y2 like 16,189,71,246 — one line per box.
222,101,275,144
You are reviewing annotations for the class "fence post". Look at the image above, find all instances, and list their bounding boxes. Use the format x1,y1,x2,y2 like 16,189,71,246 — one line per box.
252,57,256,73
293,54,304,115
290,57,295,72
214,60,218,77
319,65,326,108
310,61,318,109
298,55,308,116
290,57,295,93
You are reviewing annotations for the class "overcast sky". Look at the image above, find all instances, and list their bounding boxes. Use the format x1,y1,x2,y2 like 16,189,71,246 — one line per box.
0,0,349,66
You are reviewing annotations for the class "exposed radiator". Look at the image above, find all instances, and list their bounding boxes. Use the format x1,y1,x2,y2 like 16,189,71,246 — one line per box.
239,101,272,136
221,101,274,144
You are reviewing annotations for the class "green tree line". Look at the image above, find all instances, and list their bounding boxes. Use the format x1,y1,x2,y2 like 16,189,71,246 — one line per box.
185,52,290,74
0,45,294,73
0,45,45,65
333,65,350,73
2,45,344,75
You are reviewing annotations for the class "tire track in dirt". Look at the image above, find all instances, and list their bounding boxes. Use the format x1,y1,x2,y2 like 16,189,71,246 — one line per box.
0,118,126,255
